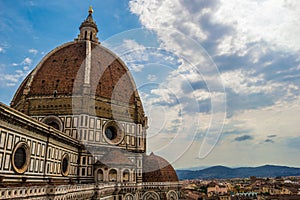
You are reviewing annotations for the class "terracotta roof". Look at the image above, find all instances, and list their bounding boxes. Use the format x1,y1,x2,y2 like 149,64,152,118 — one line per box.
10,41,146,124
143,152,178,182
100,149,134,166
12,41,137,104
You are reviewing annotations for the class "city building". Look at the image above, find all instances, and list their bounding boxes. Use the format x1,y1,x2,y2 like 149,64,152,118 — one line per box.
207,182,228,197
0,7,180,200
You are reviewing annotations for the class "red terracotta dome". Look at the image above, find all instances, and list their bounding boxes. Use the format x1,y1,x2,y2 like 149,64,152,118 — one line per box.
12,41,136,103
10,8,146,125
11,41,145,123
143,152,179,182
11,41,145,124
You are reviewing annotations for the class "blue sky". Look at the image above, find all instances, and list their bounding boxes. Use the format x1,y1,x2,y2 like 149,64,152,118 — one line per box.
1,0,300,169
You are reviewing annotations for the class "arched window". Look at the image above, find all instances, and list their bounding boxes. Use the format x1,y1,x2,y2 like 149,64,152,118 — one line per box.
42,116,63,131
97,169,103,182
48,121,60,130
123,169,130,182
108,169,117,182
90,32,93,40
53,90,57,98
84,31,87,39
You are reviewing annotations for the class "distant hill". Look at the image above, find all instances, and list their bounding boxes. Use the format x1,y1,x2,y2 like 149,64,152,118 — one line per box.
176,165,300,180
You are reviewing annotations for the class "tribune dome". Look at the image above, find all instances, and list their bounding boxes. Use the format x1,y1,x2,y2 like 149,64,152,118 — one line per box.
11,8,146,125
143,153,179,182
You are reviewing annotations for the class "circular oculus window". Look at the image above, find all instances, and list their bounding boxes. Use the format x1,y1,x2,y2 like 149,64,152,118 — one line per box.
61,154,70,176
12,142,30,174
103,121,124,145
105,126,117,140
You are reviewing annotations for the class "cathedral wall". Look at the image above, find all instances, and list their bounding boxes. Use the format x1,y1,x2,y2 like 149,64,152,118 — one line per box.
0,103,79,184
0,103,147,186
31,113,145,183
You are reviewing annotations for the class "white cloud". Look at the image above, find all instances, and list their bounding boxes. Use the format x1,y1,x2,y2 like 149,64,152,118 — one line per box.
22,57,32,65
1,56,32,87
129,0,224,92
129,0,207,41
122,39,146,51
172,96,300,168
147,74,157,81
0,69,29,87
3,74,19,83
129,64,144,72
129,0,210,65
221,69,282,95
137,57,226,160
11,57,33,68
29,48,38,55
129,0,300,167
213,0,300,54
0,47,4,53
130,0,300,56
6,83,16,87
109,39,148,72
23,66,29,71
129,0,227,160
230,96,300,141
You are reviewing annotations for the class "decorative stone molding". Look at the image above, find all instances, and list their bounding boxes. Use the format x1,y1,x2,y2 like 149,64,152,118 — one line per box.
142,191,160,200
0,182,181,199
167,190,179,200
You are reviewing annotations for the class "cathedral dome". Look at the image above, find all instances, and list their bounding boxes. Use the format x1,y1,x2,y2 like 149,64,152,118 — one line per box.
11,9,145,125
143,153,179,182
